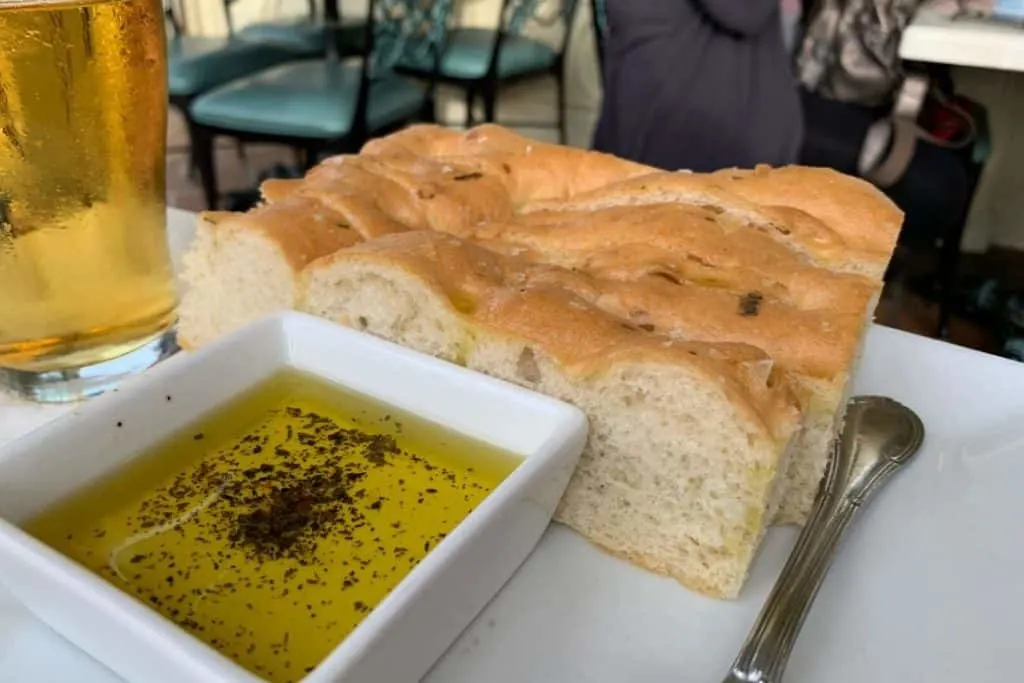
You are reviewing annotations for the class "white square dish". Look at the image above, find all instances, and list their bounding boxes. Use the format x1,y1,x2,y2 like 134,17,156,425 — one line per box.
0,311,588,683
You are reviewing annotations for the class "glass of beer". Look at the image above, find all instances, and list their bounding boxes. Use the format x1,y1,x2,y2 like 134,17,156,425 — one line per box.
0,0,178,403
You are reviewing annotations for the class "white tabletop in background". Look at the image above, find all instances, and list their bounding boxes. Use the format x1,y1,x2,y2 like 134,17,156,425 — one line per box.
3,209,1024,682
902,8,1024,71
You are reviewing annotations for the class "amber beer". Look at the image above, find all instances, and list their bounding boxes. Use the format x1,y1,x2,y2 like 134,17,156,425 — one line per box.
0,0,177,397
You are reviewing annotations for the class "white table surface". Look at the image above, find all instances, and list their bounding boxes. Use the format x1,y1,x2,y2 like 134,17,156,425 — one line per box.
3,209,1024,682
901,8,1024,71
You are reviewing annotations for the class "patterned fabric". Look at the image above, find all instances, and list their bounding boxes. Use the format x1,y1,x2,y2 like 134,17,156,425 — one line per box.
398,28,557,79
507,0,576,33
796,0,923,107
370,0,454,77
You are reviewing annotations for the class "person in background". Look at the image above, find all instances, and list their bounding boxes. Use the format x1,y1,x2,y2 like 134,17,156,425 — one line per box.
592,0,803,173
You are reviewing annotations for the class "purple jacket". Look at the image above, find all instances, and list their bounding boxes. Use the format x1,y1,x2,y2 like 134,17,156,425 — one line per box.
592,0,803,172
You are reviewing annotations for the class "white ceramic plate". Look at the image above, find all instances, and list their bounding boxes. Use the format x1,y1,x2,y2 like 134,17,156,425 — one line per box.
425,327,1024,683
2,210,1023,682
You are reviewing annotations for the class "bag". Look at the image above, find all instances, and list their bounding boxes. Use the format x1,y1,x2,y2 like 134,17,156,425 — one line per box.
857,73,978,187
796,0,923,108
796,0,978,187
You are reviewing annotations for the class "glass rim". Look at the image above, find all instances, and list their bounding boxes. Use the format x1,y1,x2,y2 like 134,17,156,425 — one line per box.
0,0,122,6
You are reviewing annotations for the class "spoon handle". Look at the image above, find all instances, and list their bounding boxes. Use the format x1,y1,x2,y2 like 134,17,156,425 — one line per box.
722,396,925,683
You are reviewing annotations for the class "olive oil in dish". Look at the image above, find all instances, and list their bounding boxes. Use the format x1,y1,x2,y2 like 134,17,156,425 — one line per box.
26,369,520,682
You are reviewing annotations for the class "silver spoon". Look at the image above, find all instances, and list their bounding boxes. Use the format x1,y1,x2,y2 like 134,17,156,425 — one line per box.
722,395,926,683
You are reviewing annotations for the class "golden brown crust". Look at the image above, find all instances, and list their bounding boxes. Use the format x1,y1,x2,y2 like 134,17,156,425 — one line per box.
314,230,802,443
709,165,903,260
357,125,901,280
520,172,891,276
455,204,876,379
199,197,362,270
360,123,654,205
482,203,864,291
262,162,429,239
262,154,518,238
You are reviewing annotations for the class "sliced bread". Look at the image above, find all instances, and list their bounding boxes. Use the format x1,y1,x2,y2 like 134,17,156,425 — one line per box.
456,203,882,524
177,197,364,349
300,230,802,598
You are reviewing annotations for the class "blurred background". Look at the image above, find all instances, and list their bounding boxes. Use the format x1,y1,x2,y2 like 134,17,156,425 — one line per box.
163,0,1024,360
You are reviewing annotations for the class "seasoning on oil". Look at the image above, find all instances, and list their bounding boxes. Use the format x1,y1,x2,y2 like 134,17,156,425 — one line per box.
25,370,520,683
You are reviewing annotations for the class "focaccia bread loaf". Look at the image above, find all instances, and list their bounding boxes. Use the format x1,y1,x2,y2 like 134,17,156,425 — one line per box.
301,230,802,598
176,124,903,597
457,203,881,525
178,197,366,348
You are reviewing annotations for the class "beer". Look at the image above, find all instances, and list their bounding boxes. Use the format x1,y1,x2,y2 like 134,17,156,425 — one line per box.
0,0,176,378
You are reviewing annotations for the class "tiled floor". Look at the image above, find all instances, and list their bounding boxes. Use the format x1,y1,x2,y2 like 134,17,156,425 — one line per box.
878,247,1024,357
164,112,1020,359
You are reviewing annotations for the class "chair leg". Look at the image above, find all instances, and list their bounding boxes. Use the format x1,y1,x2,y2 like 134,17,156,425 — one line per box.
420,92,437,124
482,82,498,123
169,100,199,181
300,144,320,172
183,121,199,181
464,88,475,129
181,128,198,181
189,123,220,210
556,71,568,145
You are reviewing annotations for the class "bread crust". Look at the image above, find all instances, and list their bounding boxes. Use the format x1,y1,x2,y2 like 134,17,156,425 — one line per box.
312,230,802,444
361,123,655,204
709,165,903,261
198,197,363,270
460,203,879,380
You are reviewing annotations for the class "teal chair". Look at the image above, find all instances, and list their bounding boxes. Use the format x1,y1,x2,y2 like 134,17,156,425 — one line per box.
188,0,451,209
165,1,323,174
397,0,581,143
